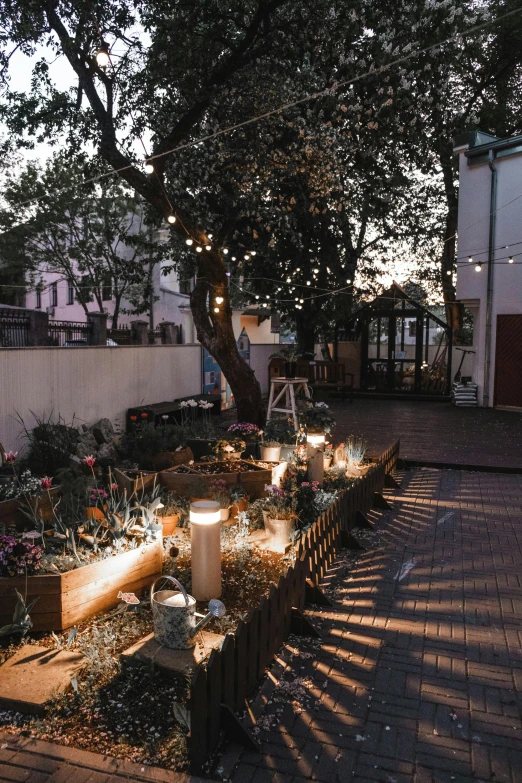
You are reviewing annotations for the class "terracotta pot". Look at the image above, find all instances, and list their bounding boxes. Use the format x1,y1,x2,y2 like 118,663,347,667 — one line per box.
159,514,179,536
152,447,194,471
231,497,249,516
85,505,106,521
220,507,230,522
260,445,281,462
324,457,332,469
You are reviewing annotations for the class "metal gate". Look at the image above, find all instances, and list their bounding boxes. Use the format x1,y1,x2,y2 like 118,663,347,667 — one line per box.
494,314,522,407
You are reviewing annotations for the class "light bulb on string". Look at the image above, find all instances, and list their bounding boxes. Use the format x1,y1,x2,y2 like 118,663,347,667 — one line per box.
186,239,193,246
244,254,250,261
475,262,482,272
226,271,231,277
509,256,514,263
96,42,110,67
468,256,473,263
208,234,213,240
300,299,304,303
223,248,229,255
196,246,202,253
232,256,236,261
167,215,176,224
346,279,352,284
446,270,452,275
144,162,154,174
306,281,311,286
205,245,211,251
214,307,220,313
250,251,256,256
215,296,224,305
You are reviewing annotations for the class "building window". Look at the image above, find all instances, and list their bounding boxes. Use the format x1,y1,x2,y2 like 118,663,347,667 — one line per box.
35,287,42,309
67,283,75,305
51,282,58,307
102,277,112,301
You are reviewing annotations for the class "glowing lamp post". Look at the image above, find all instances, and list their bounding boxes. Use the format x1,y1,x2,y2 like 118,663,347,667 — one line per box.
306,431,325,486
190,501,221,601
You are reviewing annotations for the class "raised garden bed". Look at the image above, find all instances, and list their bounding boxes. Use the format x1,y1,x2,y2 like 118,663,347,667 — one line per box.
113,468,158,495
159,460,275,499
0,540,163,632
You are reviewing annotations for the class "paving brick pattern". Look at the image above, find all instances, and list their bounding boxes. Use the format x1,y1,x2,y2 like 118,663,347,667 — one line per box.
228,469,522,783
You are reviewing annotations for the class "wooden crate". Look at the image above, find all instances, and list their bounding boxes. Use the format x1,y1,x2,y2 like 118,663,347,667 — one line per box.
238,461,275,499
159,460,275,499
0,487,61,531
113,468,158,496
0,540,163,631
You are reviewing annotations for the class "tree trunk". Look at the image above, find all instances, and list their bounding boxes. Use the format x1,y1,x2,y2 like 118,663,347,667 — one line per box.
439,140,463,337
111,294,122,329
190,253,263,425
294,309,317,356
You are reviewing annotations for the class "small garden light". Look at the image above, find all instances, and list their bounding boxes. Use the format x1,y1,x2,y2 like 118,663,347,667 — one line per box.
190,501,221,600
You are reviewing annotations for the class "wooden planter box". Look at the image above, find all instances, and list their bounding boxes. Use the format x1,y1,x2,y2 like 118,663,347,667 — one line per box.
159,460,274,499
0,487,61,531
0,540,163,632
113,468,158,496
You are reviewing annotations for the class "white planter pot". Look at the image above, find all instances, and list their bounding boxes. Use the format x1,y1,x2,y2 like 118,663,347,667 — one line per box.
260,445,282,462
324,457,332,470
264,516,294,553
220,507,230,522
279,445,296,461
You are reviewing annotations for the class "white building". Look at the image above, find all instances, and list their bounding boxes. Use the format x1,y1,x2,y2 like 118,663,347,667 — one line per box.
454,130,522,408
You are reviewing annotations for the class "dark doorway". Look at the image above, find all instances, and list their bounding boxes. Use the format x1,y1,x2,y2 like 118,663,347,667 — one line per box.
494,315,522,408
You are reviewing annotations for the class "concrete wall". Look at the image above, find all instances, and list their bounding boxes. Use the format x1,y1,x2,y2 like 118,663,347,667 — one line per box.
0,344,202,451
455,144,522,405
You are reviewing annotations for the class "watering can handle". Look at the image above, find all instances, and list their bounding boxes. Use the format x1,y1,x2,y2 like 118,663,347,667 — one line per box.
150,575,190,608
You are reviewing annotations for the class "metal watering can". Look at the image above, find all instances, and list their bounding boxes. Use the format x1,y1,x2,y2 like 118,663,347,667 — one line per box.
150,575,225,649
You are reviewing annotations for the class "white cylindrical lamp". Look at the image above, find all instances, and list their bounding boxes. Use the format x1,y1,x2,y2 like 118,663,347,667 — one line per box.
190,501,221,600
306,432,325,486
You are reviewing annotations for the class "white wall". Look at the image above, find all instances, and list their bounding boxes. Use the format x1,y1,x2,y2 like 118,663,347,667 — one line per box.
0,344,202,451
455,145,522,405
250,344,276,394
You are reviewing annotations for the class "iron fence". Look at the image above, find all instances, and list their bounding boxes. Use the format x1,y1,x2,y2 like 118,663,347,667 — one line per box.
108,324,133,345
0,308,29,347
48,320,93,346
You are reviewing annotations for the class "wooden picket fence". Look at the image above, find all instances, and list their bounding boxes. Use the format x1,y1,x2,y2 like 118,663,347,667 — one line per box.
188,439,400,772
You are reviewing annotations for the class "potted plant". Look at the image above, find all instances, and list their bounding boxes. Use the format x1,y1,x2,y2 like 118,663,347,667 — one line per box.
209,479,232,521
263,418,298,461
270,345,303,379
155,491,184,536
227,423,260,459
213,439,246,461
260,440,281,462
324,445,334,470
345,436,369,477
230,486,249,517
262,484,297,553
300,401,336,435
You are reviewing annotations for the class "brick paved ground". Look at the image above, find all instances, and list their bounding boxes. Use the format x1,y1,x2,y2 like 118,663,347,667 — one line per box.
224,468,522,783
322,398,522,469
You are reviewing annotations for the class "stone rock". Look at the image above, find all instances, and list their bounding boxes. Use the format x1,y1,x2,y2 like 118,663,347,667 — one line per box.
0,644,85,715
91,418,115,446
76,431,98,459
97,443,117,461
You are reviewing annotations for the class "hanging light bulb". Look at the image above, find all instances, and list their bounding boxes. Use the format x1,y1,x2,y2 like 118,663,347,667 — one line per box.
214,307,220,313
255,295,260,300
223,248,229,255
475,262,482,272
509,256,514,263
286,278,291,283
300,299,304,303
96,42,110,68
231,256,236,261
262,303,267,308
144,161,154,174
250,251,256,256
446,270,452,275
346,279,352,284
306,281,311,286
208,233,213,240
468,256,473,263
167,215,176,224
196,246,202,253
313,268,319,273
186,238,193,246
215,296,224,305
205,244,211,251
244,254,250,261
226,271,231,277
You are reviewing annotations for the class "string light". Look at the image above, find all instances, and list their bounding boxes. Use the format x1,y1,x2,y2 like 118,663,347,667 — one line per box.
144,162,154,174
244,254,250,260
215,296,224,304
446,270,452,275
231,256,236,261
468,256,473,263
196,246,202,252
205,244,211,251
346,279,352,284
208,234,213,239
475,262,482,272
186,239,193,246
306,281,311,285
95,42,110,68
250,251,256,256
167,215,176,224
509,256,514,263
223,248,229,255
213,307,220,313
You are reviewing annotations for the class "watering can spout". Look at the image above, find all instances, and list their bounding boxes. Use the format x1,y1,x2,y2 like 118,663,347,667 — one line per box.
188,599,226,637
